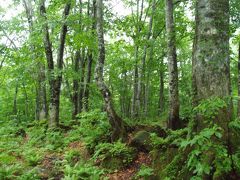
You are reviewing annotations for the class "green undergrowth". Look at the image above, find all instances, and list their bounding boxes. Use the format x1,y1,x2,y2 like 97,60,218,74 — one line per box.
151,97,240,179
0,110,138,179
2,99,240,180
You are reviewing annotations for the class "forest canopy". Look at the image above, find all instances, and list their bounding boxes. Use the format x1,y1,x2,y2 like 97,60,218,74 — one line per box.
0,0,240,179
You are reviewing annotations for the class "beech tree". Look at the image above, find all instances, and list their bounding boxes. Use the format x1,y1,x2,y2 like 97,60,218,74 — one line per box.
193,0,232,138
95,0,126,141
40,0,71,128
165,0,180,129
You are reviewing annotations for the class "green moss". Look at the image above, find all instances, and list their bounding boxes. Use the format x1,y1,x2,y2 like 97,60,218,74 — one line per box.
130,130,152,151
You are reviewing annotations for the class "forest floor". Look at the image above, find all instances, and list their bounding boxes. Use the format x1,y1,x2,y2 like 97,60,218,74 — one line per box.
107,152,152,180
0,117,158,180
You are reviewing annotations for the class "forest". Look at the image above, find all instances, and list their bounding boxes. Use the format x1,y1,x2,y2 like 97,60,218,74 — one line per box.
0,0,240,179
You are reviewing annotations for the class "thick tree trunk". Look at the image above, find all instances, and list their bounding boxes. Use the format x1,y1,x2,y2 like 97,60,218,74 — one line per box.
193,0,231,140
192,1,232,178
95,0,126,141
165,0,180,130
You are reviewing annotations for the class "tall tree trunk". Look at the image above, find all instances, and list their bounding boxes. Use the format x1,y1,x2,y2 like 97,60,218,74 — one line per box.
72,51,80,119
95,0,126,141
193,0,231,142
72,0,82,118
165,0,180,130
83,50,93,111
132,0,144,118
192,1,232,178
38,65,48,119
159,58,165,115
132,46,139,118
78,51,86,113
23,0,48,120
13,84,18,115
40,1,71,128
142,0,156,117
237,42,240,117
83,0,96,112
23,83,29,118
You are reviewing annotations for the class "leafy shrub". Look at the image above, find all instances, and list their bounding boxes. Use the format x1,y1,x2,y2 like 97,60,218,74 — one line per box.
154,98,235,179
64,150,82,165
18,167,41,180
25,151,42,166
63,163,104,180
77,110,111,150
0,154,17,165
150,128,188,149
26,126,46,147
193,97,227,122
64,127,82,145
178,98,232,179
93,141,135,170
134,165,154,179
0,164,23,180
45,130,64,150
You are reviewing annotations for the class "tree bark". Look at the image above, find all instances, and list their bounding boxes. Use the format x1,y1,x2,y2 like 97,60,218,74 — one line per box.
23,0,48,120
132,0,144,118
78,50,86,113
95,0,126,141
40,0,71,128
83,0,96,112
165,0,180,130
83,50,93,111
142,0,156,117
192,1,232,178
132,46,139,118
193,0,231,140
159,58,165,115
72,51,80,119
13,84,18,115
237,42,240,117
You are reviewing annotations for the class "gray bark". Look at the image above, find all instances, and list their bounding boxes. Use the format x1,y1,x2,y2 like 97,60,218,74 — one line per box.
13,84,18,115
23,0,48,120
131,0,144,118
40,0,71,128
159,58,165,115
95,0,126,141
72,51,80,119
165,0,180,129
83,0,96,112
142,0,156,117
192,1,232,178
193,0,231,139
238,42,240,117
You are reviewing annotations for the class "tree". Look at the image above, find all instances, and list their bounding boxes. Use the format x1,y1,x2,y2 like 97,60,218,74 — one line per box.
238,42,240,117
40,0,71,128
193,0,232,139
22,0,48,120
165,0,180,129
95,0,126,141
